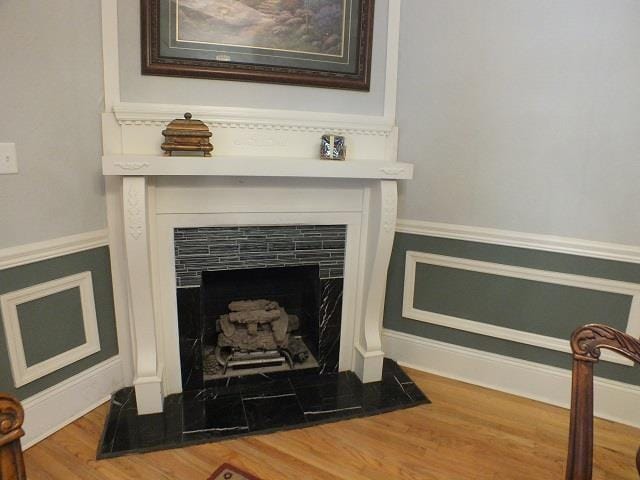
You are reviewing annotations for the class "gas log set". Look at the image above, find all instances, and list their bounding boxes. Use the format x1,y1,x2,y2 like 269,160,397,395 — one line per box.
208,299,315,377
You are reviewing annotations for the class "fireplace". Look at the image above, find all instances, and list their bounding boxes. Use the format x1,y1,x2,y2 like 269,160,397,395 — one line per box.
104,155,410,414
174,225,346,391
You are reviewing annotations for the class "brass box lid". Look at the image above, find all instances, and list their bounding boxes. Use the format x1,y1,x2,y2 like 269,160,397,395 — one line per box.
162,112,212,138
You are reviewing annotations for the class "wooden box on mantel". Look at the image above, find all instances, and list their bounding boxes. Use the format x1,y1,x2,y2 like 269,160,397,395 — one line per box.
161,113,213,156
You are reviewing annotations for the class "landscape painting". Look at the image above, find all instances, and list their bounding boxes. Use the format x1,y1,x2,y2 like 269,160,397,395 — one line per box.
142,0,375,90
177,0,346,57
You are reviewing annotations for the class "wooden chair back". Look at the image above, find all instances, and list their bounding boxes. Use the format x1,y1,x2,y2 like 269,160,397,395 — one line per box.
0,394,26,480
566,324,640,479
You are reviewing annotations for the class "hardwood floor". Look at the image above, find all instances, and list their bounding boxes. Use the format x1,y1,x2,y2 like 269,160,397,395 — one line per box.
24,368,640,479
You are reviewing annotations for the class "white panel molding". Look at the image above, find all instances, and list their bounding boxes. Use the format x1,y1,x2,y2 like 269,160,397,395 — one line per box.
382,329,640,428
396,219,640,265
22,356,124,449
0,272,102,387
402,251,640,366
0,229,109,270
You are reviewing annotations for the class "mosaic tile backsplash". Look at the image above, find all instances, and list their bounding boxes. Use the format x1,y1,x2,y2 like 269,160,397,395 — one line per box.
174,225,347,287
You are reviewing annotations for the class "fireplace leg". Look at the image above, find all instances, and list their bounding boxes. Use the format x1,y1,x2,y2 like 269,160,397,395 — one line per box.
355,180,398,383
134,375,164,414
354,346,385,383
123,176,164,414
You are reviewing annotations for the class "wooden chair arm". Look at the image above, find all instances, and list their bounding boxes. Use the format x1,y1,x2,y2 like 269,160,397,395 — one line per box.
571,324,640,364
566,324,640,480
0,394,26,480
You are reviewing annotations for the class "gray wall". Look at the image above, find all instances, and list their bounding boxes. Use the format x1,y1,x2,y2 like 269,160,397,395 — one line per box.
0,1,118,402
0,0,107,249
118,0,389,115
396,0,640,246
385,1,640,387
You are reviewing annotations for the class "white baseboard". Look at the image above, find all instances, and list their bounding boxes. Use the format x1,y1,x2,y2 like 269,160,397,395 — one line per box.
0,229,109,270
382,329,640,428
395,219,640,265
21,356,124,449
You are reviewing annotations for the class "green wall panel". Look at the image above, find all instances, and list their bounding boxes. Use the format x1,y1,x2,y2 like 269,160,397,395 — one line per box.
17,287,86,366
0,247,118,400
384,233,640,385
413,263,631,338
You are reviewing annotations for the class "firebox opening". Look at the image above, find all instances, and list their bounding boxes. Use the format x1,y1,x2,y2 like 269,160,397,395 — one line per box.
200,265,321,380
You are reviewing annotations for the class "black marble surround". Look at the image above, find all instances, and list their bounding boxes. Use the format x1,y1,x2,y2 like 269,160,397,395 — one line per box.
97,359,429,458
178,265,344,391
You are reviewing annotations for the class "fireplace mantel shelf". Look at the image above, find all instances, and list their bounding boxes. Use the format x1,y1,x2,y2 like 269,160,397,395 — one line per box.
102,155,413,180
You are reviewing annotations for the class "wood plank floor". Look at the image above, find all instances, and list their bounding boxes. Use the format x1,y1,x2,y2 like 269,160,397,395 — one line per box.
24,368,640,479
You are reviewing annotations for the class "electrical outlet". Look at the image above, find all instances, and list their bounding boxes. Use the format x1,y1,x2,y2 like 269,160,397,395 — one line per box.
0,143,18,174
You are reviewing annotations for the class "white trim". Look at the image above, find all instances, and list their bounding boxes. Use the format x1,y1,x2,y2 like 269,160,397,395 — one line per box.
396,219,640,265
101,0,120,111
0,229,109,270
0,272,102,387
382,329,640,428
103,155,413,179
22,356,124,449
383,0,401,122
402,251,640,366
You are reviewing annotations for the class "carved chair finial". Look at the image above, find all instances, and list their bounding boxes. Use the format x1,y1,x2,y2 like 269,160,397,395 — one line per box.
0,393,26,479
570,323,640,364
0,394,24,448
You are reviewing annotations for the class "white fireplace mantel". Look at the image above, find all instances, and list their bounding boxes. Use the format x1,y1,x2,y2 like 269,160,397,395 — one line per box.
103,153,412,415
103,155,413,180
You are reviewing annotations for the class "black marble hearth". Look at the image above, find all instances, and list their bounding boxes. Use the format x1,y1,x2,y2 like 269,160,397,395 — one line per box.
97,359,430,458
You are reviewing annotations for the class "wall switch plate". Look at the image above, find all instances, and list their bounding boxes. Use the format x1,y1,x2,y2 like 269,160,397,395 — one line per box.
0,143,18,174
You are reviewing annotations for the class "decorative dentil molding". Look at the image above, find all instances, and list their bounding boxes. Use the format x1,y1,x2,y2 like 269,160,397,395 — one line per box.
233,134,288,148
112,102,394,137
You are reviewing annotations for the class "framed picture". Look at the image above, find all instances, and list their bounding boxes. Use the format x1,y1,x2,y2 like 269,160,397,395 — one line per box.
141,0,375,90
